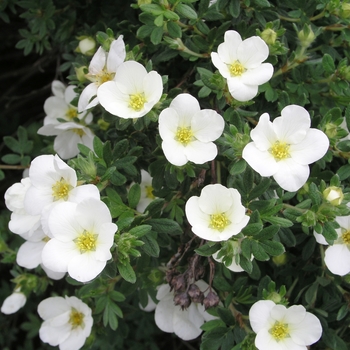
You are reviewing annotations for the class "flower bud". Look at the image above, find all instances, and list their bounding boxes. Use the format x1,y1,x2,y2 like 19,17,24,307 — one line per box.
97,119,110,131
188,284,204,304
338,66,350,81
323,186,344,206
75,66,88,83
339,3,350,19
203,291,220,310
261,28,277,45
266,291,282,303
272,253,288,266
325,123,338,138
298,25,315,48
77,37,96,56
174,291,191,310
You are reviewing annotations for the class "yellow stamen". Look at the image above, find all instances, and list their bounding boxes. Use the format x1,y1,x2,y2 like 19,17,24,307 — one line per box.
69,308,84,329
72,128,85,137
269,322,289,341
75,231,98,253
175,127,193,146
90,70,115,86
66,107,78,120
145,185,155,199
209,213,230,232
269,141,290,161
342,230,350,244
129,93,146,111
52,178,73,201
229,61,246,76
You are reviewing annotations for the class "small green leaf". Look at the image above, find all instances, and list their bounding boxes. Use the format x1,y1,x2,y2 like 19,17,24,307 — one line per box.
141,234,160,257
1,154,21,164
117,261,136,283
195,243,221,256
175,3,198,19
93,136,104,158
150,26,163,45
322,54,335,75
147,218,182,235
129,225,152,238
251,241,269,261
128,183,141,209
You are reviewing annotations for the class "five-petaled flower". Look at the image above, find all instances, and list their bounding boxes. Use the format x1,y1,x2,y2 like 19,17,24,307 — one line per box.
249,300,322,350
38,296,93,350
158,93,225,166
242,104,329,192
97,60,163,119
185,184,249,242
41,198,117,282
211,30,273,101
314,215,350,276
78,36,126,112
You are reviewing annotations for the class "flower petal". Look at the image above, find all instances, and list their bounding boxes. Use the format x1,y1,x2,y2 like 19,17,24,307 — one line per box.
173,305,203,340
211,52,231,79
78,83,98,112
17,240,45,269
89,46,106,75
218,30,241,64
155,299,175,333
324,244,350,276
198,184,233,214
227,78,259,102
106,36,126,73
249,300,275,333
237,36,269,68
170,93,200,124
161,139,189,166
241,63,273,85
191,109,224,142
184,140,218,164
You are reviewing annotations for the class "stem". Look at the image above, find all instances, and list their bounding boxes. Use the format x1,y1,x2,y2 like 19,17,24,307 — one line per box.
0,165,28,170
285,277,299,299
278,15,300,22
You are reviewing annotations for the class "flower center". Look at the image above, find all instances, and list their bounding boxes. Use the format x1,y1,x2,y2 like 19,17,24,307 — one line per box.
342,230,350,245
75,230,98,253
93,70,115,86
209,213,230,232
175,127,193,145
72,128,86,137
66,107,78,120
69,308,84,329
269,141,290,161
229,61,246,76
129,93,146,111
270,322,289,341
52,178,73,201
145,185,155,199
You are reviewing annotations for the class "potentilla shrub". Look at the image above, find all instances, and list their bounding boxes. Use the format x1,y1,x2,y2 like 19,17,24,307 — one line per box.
0,0,350,349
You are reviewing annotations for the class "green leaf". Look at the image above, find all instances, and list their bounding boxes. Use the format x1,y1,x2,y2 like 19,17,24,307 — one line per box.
141,234,160,257
308,183,322,206
140,4,164,15
117,261,136,283
147,218,182,235
305,282,318,306
263,216,293,227
154,14,164,27
253,0,271,7
93,136,104,158
201,319,226,331
163,9,180,21
109,290,126,303
322,221,338,241
175,3,198,19
128,183,141,209
228,0,240,18
217,307,235,326
110,171,127,186
150,26,163,45
253,225,279,240
242,223,263,236
167,21,182,38
3,136,21,153
229,159,246,175
322,53,335,75
259,240,285,256
1,154,21,164
129,225,152,238
144,198,165,215
251,241,270,261
243,166,254,193
195,243,221,256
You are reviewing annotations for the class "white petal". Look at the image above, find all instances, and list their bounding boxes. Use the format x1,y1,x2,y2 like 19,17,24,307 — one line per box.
335,216,350,230
281,305,305,324
242,143,278,176
273,105,310,144
41,265,66,280
115,60,147,93
37,296,70,320
227,78,258,102
59,330,88,350
64,85,77,105
289,311,322,346
68,184,100,204
324,244,350,276
313,231,328,245
78,83,98,112
161,139,188,166
273,158,309,192
54,132,81,159
191,109,224,142
39,323,71,346
158,107,180,140
155,299,175,333
173,305,203,340
237,36,269,68
17,240,45,269
218,30,242,64
106,36,126,73
143,70,163,108
68,253,106,282
255,328,291,350
198,184,233,214
169,93,200,124
241,63,273,85
43,96,68,120
184,140,218,164
1,292,26,314
51,80,66,98
250,113,277,150
249,300,275,333
211,52,231,79
290,128,329,165
9,212,41,236
89,46,106,75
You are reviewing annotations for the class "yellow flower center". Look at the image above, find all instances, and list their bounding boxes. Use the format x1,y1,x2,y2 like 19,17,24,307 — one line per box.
270,322,289,341
145,185,155,199
209,213,230,232
69,308,84,329
72,128,86,137
93,70,115,86
66,107,78,120
75,231,98,253
42,236,50,243
52,178,73,201
175,127,193,145
129,93,146,111
229,61,246,76
269,141,290,161
342,230,350,245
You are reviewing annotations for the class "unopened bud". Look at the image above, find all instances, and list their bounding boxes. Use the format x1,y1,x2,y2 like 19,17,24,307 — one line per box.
174,291,191,310
339,3,350,19
298,25,315,48
76,37,96,56
272,253,288,266
203,291,220,310
75,66,88,83
325,123,338,138
97,119,110,131
267,291,282,303
188,284,204,304
261,28,277,45
323,186,344,206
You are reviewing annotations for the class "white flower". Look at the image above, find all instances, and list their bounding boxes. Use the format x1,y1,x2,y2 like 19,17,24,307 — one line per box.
1,289,26,314
38,121,95,159
185,184,249,242
41,198,117,282
154,280,217,341
5,177,41,237
249,300,322,350
78,36,126,112
242,105,329,192
314,216,350,276
136,169,157,213
158,93,224,166
38,296,93,350
211,30,273,101
97,60,163,119
23,155,100,216
42,80,93,126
